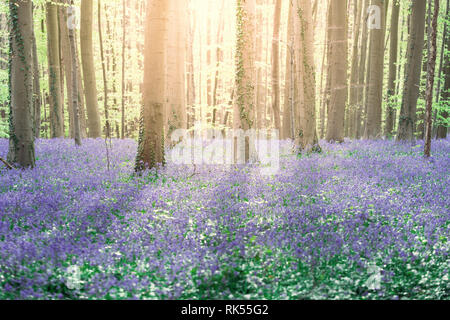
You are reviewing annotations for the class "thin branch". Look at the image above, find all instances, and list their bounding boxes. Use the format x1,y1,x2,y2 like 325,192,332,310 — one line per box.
0,157,14,170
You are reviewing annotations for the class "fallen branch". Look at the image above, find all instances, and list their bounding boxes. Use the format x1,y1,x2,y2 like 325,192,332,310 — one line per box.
0,156,14,170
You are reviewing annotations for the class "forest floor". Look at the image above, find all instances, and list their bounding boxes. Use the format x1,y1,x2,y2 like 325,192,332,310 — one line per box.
0,138,448,299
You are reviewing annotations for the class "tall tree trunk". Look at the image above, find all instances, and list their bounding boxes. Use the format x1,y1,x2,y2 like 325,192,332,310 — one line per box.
46,1,64,138
68,0,82,146
364,0,385,139
348,0,362,139
59,1,75,138
397,0,427,141
31,5,41,139
98,0,110,139
135,0,169,171
186,9,196,129
294,0,319,150
385,0,400,136
436,0,449,139
356,0,370,138
166,0,188,137
212,0,226,126
121,0,126,138
235,0,256,131
80,0,102,138
326,0,348,142
75,29,87,139
282,3,297,140
271,0,282,131
8,0,35,168
424,0,439,157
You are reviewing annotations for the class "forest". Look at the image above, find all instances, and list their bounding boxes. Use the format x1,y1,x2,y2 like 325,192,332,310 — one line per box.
0,0,449,300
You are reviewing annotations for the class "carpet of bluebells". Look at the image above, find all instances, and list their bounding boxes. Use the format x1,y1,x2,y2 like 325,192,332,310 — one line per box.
0,138,449,300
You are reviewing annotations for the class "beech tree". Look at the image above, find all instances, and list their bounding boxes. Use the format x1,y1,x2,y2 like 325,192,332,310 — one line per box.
80,0,102,138
364,0,385,139
135,0,169,171
424,0,439,157
397,0,427,142
326,0,348,143
385,0,400,136
7,0,35,167
46,1,64,138
235,0,256,132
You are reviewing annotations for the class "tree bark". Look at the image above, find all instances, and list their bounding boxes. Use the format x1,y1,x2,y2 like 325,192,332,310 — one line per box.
135,0,169,171
385,0,400,136
294,0,319,150
31,5,41,139
326,0,348,142
166,0,188,137
364,0,385,139
80,0,102,138
68,1,82,146
271,0,282,132
436,0,449,139
424,0,439,157
235,0,256,131
46,1,64,138
397,0,427,141
8,0,35,168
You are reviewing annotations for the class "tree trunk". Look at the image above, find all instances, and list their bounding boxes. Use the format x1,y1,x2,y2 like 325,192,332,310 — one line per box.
166,0,188,137
436,0,449,139
385,0,400,136
46,1,64,138
282,3,297,140
31,5,41,139
68,1,82,146
135,0,169,171
8,0,35,168
98,0,110,139
356,0,370,139
271,0,282,132
59,1,75,138
348,0,362,139
80,0,102,138
235,0,256,131
294,0,319,150
424,0,439,157
397,0,426,141
364,0,385,139
326,0,348,142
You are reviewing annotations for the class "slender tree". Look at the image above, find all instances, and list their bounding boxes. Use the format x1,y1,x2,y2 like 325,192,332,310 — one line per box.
46,1,64,138
385,0,400,136
8,0,35,167
271,0,282,131
397,0,427,141
355,0,370,138
235,0,256,131
424,0,439,157
326,0,348,142
135,0,169,171
166,0,188,136
80,0,102,138
31,4,41,138
68,0,82,146
364,0,385,139
348,0,362,139
436,0,449,139
98,0,110,139
294,0,319,150
282,2,297,140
